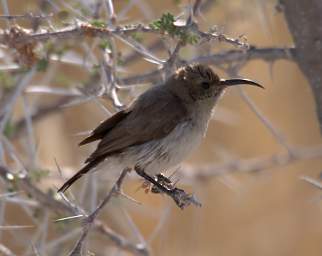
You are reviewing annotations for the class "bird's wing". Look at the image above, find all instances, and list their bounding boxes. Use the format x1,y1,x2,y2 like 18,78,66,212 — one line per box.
58,86,188,193
85,86,189,163
79,109,130,146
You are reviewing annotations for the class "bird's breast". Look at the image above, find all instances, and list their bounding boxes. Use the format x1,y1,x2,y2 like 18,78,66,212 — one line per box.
157,103,214,164
132,112,211,176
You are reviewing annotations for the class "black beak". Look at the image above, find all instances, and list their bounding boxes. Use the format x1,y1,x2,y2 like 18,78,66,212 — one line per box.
220,79,264,89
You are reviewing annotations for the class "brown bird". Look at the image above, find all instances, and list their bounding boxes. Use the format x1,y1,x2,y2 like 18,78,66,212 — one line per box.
58,64,263,204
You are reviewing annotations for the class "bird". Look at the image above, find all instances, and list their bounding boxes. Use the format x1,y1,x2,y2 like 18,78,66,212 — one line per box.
58,64,263,199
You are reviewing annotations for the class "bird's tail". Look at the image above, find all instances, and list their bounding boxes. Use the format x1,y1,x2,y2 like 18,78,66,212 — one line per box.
57,160,100,193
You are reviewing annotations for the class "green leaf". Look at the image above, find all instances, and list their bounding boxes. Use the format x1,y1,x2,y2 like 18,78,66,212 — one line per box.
149,12,199,45
149,12,176,34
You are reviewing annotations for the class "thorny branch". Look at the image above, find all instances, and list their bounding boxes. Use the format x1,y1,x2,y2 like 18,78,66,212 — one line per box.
184,145,322,181
119,46,294,86
67,168,133,256
0,165,149,256
0,21,247,53
69,168,134,256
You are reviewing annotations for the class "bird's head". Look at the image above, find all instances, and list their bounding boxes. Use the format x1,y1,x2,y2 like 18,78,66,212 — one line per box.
172,64,263,102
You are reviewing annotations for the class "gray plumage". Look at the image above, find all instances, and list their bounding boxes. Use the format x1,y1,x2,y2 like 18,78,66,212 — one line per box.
58,64,262,192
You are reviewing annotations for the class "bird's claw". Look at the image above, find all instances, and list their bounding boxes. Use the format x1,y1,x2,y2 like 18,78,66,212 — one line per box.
151,173,173,193
151,174,202,209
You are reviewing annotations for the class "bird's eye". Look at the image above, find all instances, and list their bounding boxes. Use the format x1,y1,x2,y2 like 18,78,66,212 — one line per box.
201,81,210,89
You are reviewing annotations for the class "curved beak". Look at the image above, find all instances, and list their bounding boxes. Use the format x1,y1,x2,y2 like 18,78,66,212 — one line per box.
220,78,264,89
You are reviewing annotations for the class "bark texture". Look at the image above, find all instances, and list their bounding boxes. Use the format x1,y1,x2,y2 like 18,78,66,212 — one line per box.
281,0,322,134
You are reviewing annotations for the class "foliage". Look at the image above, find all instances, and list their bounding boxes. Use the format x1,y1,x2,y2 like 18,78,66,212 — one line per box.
150,12,199,44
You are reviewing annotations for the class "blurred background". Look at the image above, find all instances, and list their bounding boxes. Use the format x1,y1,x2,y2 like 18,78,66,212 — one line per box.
1,0,322,255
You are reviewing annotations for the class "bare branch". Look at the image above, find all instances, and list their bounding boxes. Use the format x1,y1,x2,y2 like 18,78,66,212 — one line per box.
301,176,322,190
68,168,130,256
0,13,53,20
119,47,294,86
184,145,322,180
0,243,16,256
0,67,36,133
0,165,149,256
237,87,292,153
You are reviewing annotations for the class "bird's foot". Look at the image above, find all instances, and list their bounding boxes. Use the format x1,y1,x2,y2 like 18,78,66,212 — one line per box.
138,174,172,194
135,167,202,209
151,173,173,193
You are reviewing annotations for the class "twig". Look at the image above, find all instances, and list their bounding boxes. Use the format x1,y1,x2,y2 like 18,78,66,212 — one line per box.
68,168,130,255
163,0,202,74
22,95,37,167
0,20,249,50
118,47,294,86
301,176,322,190
1,0,10,27
92,0,103,19
0,67,36,133
0,225,34,230
88,168,129,221
184,145,322,180
237,87,292,153
120,0,215,66
120,206,146,245
0,165,148,256
45,228,83,253
0,23,158,46
105,0,116,22
0,13,53,20
99,0,125,109
192,46,294,65
147,205,172,243
0,243,16,256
